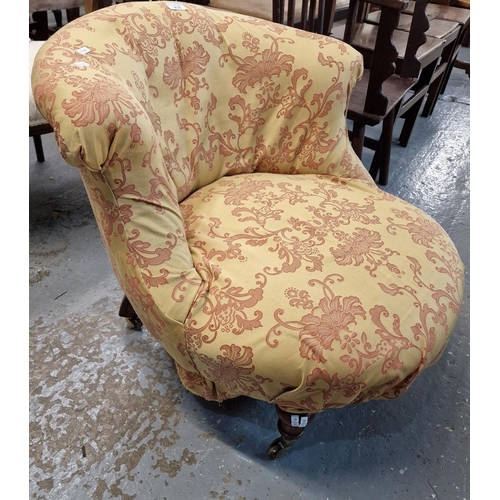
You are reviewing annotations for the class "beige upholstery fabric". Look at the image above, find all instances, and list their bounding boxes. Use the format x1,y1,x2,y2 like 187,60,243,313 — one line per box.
32,1,464,413
29,40,49,127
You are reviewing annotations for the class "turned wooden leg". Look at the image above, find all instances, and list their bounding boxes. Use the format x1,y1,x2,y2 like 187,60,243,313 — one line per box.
267,405,316,459
118,295,143,330
32,135,45,163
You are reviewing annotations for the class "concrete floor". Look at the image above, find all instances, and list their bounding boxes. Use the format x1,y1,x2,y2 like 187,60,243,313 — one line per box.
29,45,470,499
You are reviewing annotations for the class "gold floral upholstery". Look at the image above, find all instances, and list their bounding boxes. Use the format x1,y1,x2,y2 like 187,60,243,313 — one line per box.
32,1,464,414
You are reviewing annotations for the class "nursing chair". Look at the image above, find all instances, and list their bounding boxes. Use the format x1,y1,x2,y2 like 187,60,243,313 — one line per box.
32,1,464,458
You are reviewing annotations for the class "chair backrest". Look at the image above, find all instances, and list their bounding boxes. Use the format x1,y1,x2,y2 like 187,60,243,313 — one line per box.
84,0,107,13
272,0,337,35
344,0,431,78
32,2,364,200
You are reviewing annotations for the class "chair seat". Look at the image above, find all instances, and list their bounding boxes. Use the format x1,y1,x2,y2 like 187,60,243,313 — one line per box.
346,71,416,125
178,171,464,410
347,22,445,68
406,1,470,25
366,9,461,38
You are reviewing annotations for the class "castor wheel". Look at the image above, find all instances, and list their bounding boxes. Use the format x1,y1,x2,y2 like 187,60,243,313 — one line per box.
119,296,142,330
126,315,143,330
267,437,293,460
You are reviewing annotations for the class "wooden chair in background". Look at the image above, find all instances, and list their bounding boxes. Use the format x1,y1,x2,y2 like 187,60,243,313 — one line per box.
419,0,470,115
367,0,470,121
272,0,337,34
29,0,85,40
208,0,349,28
330,0,443,184
361,0,463,146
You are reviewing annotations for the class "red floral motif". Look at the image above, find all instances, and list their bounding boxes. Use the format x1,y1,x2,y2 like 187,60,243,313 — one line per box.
267,274,365,350
163,40,210,108
284,288,314,310
242,32,260,53
306,185,380,230
85,185,123,241
387,209,445,248
297,295,366,363
330,227,402,277
62,74,142,129
176,364,219,401
197,344,255,394
408,216,444,246
304,369,367,409
222,178,274,205
179,246,266,349
205,199,325,274
165,5,232,47
229,43,295,94
227,95,267,135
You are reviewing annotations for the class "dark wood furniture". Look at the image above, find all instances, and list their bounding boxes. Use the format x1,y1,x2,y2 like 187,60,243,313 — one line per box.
272,0,337,34
29,123,53,163
29,0,84,40
419,0,470,113
208,0,349,28
377,1,470,116
330,0,442,184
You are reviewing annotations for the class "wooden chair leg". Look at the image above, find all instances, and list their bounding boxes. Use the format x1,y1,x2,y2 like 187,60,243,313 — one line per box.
118,295,143,330
369,108,395,186
53,9,63,27
398,95,425,147
421,40,459,118
32,135,45,162
31,11,50,40
267,405,316,459
66,7,81,23
350,121,366,161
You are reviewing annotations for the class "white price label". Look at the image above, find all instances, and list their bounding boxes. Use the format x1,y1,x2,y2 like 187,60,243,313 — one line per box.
291,415,309,427
166,2,187,10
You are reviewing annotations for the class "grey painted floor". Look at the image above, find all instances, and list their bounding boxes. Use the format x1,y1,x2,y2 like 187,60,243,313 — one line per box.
29,52,470,499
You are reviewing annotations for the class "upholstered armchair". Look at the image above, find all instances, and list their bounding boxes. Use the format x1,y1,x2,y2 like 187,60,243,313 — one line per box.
32,1,464,458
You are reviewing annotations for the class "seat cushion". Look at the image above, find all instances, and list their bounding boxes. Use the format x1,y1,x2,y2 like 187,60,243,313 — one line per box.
178,172,464,412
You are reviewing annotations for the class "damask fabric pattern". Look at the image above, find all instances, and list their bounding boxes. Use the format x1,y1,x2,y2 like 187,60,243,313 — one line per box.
32,1,464,414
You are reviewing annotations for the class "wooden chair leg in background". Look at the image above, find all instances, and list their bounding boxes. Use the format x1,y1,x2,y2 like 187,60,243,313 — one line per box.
368,107,397,186
32,135,45,163
398,57,440,146
267,406,316,459
350,121,366,162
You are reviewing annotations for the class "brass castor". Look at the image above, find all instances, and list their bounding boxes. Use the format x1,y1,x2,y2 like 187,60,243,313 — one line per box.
119,295,143,330
267,436,295,460
267,406,316,459
125,315,143,330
